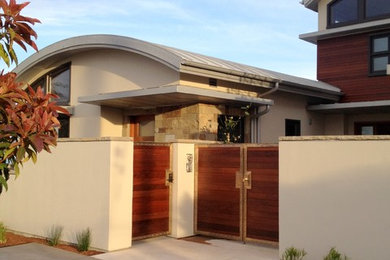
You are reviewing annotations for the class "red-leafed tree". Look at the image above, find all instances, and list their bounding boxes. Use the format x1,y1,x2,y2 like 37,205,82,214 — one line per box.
0,0,68,194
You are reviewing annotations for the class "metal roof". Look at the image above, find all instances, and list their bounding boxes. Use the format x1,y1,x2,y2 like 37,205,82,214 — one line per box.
14,34,341,100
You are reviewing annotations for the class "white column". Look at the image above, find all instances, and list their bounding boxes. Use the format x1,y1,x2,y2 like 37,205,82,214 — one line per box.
170,142,195,238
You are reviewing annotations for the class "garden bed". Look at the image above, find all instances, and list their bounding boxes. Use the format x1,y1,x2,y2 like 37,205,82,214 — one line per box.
0,232,103,256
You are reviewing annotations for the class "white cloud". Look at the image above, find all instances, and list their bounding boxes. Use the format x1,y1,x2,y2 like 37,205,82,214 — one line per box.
15,0,318,79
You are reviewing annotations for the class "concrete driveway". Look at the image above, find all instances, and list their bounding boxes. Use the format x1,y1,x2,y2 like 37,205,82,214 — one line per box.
0,243,92,260
93,236,279,260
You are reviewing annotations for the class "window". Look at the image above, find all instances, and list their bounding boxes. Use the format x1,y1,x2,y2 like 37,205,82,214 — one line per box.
58,114,70,138
209,78,217,87
328,0,390,28
366,0,390,18
31,63,71,105
370,34,390,75
217,115,245,143
329,0,358,26
51,67,70,105
355,121,390,135
285,119,301,136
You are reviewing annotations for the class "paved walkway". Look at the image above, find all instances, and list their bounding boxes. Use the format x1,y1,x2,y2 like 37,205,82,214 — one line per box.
0,243,91,260
93,236,279,260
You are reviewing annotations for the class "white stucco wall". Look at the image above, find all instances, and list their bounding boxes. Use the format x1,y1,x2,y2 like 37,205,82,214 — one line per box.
279,136,390,260
0,138,133,251
260,92,325,143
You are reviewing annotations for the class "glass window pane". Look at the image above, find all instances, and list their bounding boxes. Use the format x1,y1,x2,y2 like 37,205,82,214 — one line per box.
361,126,374,135
31,77,46,93
373,37,388,53
330,0,358,25
373,56,388,72
58,114,70,138
51,69,70,105
366,0,390,18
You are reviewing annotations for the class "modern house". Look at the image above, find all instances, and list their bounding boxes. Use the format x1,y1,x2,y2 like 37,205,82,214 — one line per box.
301,0,390,135
14,34,343,144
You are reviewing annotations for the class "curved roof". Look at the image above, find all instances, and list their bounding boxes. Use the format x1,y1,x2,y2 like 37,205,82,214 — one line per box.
14,34,341,99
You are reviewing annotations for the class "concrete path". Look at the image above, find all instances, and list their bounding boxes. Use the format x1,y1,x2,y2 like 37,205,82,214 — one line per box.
93,236,279,260
0,243,92,260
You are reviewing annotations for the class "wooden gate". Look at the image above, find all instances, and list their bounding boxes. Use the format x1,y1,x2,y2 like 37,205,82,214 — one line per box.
196,145,278,243
132,143,172,240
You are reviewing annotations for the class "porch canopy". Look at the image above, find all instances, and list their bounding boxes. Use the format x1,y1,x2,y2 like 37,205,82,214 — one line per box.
308,100,390,113
78,84,274,109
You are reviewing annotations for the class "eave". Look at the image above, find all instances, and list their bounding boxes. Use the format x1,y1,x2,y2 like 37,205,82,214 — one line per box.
300,18,390,44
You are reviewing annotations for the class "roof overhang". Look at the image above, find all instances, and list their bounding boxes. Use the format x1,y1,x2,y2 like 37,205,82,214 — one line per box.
308,100,390,113
301,0,319,12
78,85,274,110
300,18,390,44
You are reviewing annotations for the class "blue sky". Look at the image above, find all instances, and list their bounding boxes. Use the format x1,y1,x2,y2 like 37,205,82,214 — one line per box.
16,0,318,79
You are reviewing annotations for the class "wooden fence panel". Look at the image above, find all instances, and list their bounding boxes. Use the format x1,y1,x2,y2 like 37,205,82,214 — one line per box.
132,144,170,239
197,146,241,238
246,146,279,242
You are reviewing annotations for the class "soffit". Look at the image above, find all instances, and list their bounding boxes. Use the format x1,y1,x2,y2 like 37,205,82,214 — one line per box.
308,100,390,113
302,0,319,12
78,85,274,110
300,18,390,44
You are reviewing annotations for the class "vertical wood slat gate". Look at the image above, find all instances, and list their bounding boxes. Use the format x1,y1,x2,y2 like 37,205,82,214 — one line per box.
196,145,279,243
132,143,172,240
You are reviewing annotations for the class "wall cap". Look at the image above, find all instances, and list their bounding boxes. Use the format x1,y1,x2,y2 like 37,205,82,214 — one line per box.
58,137,133,143
279,135,390,141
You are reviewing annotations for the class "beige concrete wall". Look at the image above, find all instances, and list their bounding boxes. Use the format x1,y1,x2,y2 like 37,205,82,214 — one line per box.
324,113,345,135
279,136,390,260
170,143,195,238
318,0,332,31
0,138,133,251
70,50,178,138
260,92,325,143
101,106,124,137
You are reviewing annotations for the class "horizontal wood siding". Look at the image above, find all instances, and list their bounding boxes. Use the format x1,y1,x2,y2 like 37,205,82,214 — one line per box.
132,145,170,239
318,32,390,102
197,147,241,237
246,147,279,242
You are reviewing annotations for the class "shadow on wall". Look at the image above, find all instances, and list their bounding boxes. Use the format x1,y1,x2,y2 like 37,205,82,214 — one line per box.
280,152,390,260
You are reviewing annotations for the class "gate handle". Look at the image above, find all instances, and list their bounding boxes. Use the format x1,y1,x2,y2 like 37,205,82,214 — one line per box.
243,171,252,190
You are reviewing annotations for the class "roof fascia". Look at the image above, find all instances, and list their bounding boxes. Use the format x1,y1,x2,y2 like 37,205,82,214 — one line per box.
13,35,183,77
279,83,342,101
308,100,390,112
301,0,319,12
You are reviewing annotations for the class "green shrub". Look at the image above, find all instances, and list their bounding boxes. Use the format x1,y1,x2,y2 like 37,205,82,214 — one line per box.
47,225,63,246
0,222,6,243
323,247,348,260
281,246,307,260
76,228,91,252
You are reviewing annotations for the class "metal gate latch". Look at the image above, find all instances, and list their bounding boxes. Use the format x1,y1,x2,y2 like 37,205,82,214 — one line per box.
165,169,174,186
